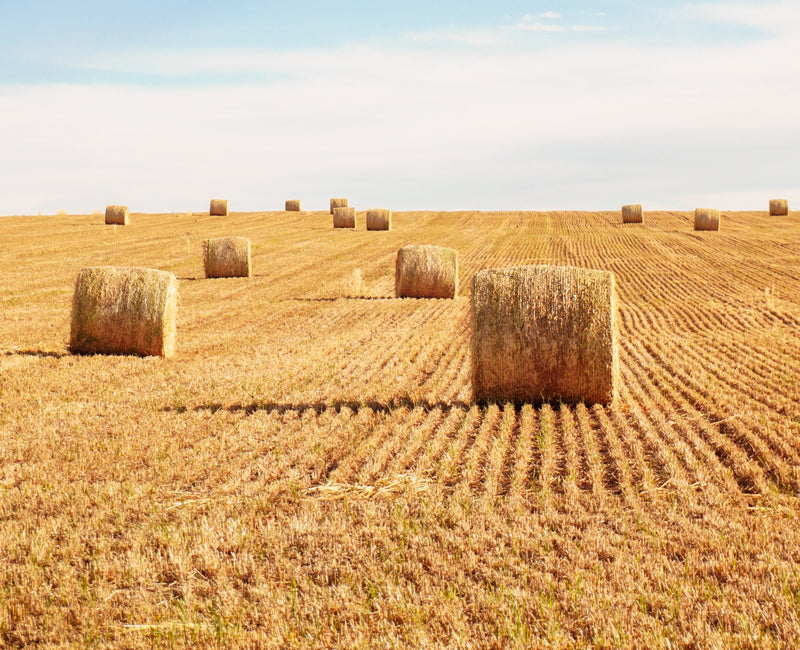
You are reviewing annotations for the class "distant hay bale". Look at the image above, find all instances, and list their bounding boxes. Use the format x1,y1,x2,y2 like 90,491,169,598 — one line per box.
366,209,392,231
69,267,178,358
285,200,301,211
105,205,129,225
210,199,229,216
203,236,251,278
770,199,789,216
471,265,618,406
333,206,356,229
330,198,348,214
694,208,720,231
395,245,458,299
621,204,643,224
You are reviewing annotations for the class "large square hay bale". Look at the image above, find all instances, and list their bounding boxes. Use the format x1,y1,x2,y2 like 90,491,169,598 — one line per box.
395,245,458,298
366,209,392,231
694,208,720,231
69,267,178,358
285,199,301,211
203,236,251,278
471,265,618,406
210,199,229,216
769,199,789,216
330,198,348,214
621,204,642,223
105,205,129,225
333,206,356,228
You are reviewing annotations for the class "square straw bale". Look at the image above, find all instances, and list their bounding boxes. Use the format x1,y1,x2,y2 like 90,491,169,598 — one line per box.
471,265,618,406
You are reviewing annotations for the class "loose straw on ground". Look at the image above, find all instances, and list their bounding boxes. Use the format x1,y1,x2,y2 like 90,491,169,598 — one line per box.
69,267,178,358
471,265,618,406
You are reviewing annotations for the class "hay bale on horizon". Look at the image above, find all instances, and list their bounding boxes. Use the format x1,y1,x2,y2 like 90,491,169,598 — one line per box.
105,205,129,225
471,265,618,406
203,236,251,278
333,206,356,229
621,204,643,224
395,245,458,299
770,199,789,216
69,267,178,358
285,200,301,211
210,199,229,216
330,198,348,214
366,209,392,231
694,208,720,231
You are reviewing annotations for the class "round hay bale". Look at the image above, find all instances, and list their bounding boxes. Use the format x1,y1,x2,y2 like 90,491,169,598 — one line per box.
69,267,178,358
285,199,301,211
621,204,643,224
210,199,229,216
395,245,458,299
330,198,348,214
333,206,356,229
203,236,251,278
366,209,392,231
769,199,789,216
471,265,618,406
694,208,720,231
105,205,129,225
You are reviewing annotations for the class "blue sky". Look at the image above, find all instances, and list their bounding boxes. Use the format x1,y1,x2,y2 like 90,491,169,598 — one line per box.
1,1,798,214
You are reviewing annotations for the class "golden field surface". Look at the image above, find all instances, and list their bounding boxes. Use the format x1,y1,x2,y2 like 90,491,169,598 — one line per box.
2,208,800,648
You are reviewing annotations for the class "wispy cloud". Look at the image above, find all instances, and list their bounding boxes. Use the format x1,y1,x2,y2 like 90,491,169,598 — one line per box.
538,11,562,19
686,1,800,35
2,6,800,214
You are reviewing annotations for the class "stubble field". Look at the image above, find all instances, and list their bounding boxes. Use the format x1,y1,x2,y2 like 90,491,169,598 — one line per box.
2,208,800,648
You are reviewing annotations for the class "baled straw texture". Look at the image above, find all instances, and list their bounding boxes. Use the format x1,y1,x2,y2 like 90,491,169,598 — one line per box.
69,267,178,358
333,207,356,229
203,236,251,278
694,208,720,231
210,199,229,216
471,265,618,406
621,204,643,224
285,200,301,211
330,198,348,214
366,209,392,231
770,199,789,216
104,205,129,225
395,245,458,299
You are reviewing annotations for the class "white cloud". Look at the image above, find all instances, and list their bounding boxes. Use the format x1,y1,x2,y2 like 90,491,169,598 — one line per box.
2,18,800,213
538,11,562,19
509,22,566,32
688,1,800,35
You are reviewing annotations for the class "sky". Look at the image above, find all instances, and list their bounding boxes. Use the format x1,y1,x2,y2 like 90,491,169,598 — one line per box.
1,0,799,214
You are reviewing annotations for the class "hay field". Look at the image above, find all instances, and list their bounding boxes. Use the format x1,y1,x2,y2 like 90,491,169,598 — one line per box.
2,209,800,648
